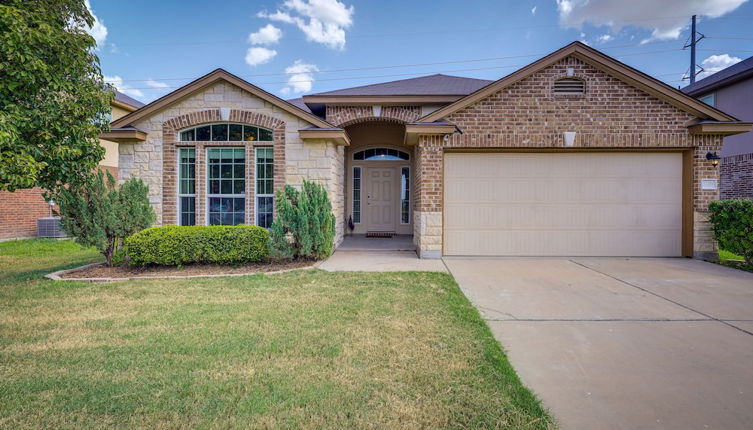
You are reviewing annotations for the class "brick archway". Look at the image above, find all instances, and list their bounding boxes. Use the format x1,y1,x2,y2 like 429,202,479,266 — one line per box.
162,109,286,226
326,105,421,127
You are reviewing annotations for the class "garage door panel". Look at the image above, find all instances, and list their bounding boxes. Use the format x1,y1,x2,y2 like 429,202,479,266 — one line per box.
444,152,683,257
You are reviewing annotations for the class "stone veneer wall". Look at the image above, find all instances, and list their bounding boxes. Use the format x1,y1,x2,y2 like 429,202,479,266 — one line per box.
413,56,723,259
118,81,344,246
720,153,753,199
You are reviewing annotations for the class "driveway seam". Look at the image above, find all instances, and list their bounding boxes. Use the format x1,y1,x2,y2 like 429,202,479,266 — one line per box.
570,259,753,337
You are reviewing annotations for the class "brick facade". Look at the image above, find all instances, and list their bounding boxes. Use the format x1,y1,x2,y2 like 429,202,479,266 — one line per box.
161,109,286,226
412,56,724,259
326,105,421,127
0,166,118,240
721,153,753,199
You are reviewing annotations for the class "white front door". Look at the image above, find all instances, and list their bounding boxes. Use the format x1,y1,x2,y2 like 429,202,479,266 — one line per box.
366,167,396,231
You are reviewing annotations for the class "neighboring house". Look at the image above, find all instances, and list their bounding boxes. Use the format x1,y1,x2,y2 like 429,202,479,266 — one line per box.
683,56,753,199
106,42,750,260
0,91,144,240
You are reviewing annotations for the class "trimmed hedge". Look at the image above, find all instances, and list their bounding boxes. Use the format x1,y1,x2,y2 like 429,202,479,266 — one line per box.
125,225,269,266
709,198,753,267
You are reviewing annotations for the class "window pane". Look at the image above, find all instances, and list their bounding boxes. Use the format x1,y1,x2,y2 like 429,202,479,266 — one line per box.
401,167,410,224
259,128,274,141
352,167,361,223
229,124,243,141
196,125,210,141
212,124,228,141
180,130,194,141
243,126,258,141
257,196,273,228
208,197,245,226
180,197,195,226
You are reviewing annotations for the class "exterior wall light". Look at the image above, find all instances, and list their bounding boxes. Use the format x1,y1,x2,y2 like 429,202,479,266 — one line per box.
706,151,721,167
563,131,576,147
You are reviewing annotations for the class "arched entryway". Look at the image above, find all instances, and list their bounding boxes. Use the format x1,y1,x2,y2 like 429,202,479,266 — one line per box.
344,121,414,236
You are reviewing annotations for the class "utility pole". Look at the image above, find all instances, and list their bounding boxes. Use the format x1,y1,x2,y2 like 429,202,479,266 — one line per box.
690,15,697,84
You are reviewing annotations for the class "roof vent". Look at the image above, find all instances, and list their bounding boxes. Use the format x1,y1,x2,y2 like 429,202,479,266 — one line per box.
553,78,585,95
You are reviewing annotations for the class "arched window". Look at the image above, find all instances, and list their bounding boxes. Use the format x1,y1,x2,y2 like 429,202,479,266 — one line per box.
179,123,273,142
353,148,409,161
553,78,585,95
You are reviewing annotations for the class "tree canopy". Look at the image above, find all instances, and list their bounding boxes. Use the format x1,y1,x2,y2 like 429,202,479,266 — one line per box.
0,0,112,192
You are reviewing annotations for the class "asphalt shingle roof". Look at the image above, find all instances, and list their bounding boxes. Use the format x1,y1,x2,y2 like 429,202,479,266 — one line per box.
114,90,145,109
682,55,753,96
308,74,494,96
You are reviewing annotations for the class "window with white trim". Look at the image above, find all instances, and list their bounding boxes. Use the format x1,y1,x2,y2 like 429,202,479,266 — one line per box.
352,167,361,224
255,147,274,228
400,167,410,224
180,123,273,142
178,147,196,226
207,148,245,226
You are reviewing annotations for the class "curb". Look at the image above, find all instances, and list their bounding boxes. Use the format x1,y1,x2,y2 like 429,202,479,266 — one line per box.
45,261,321,283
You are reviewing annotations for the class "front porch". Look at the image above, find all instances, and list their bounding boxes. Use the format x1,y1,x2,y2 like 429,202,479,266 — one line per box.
320,234,446,272
337,234,415,251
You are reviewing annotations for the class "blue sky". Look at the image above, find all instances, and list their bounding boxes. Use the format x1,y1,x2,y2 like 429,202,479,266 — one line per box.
87,0,753,103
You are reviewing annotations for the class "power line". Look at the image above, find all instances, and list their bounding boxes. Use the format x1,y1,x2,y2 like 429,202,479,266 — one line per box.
116,49,690,90
107,41,686,84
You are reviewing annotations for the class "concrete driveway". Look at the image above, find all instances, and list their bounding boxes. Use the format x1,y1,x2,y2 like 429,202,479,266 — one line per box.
444,257,753,430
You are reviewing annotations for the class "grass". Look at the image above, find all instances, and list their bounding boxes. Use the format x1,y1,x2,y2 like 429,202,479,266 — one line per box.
718,249,753,273
0,239,553,429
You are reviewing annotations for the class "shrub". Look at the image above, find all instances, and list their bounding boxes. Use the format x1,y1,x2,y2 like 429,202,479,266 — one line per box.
269,180,336,260
125,225,269,266
54,170,155,265
708,198,753,267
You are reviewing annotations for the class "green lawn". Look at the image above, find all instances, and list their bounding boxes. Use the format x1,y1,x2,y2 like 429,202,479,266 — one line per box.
0,239,553,429
719,249,743,262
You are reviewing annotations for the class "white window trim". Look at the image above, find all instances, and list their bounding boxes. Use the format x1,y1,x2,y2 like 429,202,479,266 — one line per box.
352,166,362,224
205,147,246,226
400,166,410,225
177,147,196,226
254,147,274,227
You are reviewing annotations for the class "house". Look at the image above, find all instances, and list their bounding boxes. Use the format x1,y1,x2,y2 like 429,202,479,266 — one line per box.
0,91,144,240
683,56,753,199
105,41,751,260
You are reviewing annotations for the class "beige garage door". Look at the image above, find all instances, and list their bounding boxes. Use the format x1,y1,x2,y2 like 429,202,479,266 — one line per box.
444,152,683,256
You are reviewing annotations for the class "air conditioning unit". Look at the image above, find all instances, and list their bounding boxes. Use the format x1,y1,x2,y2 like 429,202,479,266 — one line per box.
37,217,66,238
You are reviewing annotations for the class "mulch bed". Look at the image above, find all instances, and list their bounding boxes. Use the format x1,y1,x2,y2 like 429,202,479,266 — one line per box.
59,260,315,279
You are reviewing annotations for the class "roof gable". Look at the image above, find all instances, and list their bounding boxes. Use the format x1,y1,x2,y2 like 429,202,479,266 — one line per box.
111,69,333,129
421,42,737,123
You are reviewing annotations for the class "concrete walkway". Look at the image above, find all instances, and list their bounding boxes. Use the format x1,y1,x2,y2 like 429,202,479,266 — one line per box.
319,250,447,272
444,257,753,430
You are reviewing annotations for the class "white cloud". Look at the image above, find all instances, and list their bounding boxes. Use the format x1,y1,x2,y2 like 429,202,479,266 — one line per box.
531,6,537,15
146,79,169,89
698,54,743,78
556,0,748,42
245,47,278,66
249,24,283,45
258,0,354,50
84,0,107,49
280,60,318,95
597,33,613,43
104,75,144,99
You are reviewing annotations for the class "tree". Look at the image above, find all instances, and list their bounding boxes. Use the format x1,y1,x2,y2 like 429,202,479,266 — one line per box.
54,170,155,265
0,0,112,192
269,181,336,260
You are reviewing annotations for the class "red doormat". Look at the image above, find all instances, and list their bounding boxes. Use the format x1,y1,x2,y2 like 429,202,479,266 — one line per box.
366,231,395,238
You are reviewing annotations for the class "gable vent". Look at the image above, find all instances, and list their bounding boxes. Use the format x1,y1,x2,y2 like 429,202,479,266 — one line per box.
553,78,585,94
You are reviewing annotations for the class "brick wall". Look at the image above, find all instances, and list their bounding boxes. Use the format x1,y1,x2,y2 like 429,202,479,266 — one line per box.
326,105,421,127
721,153,753,199
413,55,723,258
0,166,118,240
